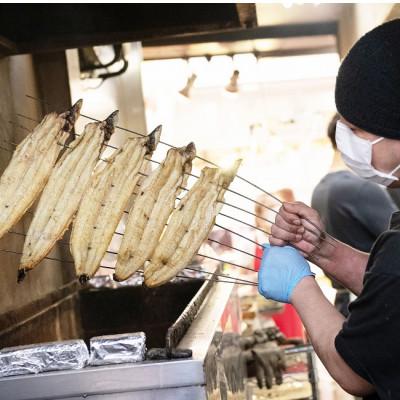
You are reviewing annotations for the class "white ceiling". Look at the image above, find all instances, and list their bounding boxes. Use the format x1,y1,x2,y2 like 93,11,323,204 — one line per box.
256,3,346,26
143,3,348,61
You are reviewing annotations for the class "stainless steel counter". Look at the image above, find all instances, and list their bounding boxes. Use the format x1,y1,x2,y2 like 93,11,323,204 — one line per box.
1,359,204,400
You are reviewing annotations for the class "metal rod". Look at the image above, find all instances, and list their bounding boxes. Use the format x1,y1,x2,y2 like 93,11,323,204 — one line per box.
213,222,313,263
284,344,314,355
1,136,264,260
14,111,334,247
8,228,257,277
22,95,335,244
134,269,257,287
0,247,256,287
9,118,331,258
219,212,270,236
184,266,257,286
218,211,321,251
132,173,300,252
8,231,256,279
174,273,257,286
0,135,308,262
215,223,262,247
197,252,256,273
221,199,276,225
0,247,74,265
8,217,262,271
207,238,262,260
123,266,258,287
1,137,265,270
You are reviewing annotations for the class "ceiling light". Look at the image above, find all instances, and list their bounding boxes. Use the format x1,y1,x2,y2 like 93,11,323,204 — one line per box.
225,70,240,93
179,73,197,98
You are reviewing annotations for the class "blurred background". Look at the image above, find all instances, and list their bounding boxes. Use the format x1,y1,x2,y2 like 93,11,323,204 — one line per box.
1,3,399,399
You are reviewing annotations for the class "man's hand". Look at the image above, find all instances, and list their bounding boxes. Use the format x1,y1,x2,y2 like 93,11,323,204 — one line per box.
270,201,325,258
269,202,368,295
258,244,315,303
251,341,286,389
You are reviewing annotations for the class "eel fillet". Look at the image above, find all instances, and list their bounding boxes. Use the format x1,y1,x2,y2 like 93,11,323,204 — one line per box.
114,142,196,281
19,111,118,279
144,159,241,288
0,100,82,240
71,126,162,284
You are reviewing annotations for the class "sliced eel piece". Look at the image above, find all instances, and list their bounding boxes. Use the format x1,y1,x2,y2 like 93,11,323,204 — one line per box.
71,126,162,284
144,159,241,287
114,142,196,281
18,111,117,279
0,100,82,240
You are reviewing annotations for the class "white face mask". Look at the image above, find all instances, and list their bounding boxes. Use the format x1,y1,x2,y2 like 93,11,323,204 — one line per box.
335,120,400,187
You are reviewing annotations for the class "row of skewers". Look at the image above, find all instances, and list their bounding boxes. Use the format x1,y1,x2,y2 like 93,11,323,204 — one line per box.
0,101,241,287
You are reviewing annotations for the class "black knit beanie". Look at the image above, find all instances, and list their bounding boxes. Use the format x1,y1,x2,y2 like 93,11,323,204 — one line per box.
335,19,400,139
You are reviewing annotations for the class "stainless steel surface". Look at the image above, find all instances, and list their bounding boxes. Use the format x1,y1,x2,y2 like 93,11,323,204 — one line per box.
59,386,206,400
284,344,313,355
166,266,217,351
0,359,205,400
179,276,234,361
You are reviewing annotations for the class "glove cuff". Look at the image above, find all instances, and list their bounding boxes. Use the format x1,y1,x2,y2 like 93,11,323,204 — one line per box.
287,273,315,303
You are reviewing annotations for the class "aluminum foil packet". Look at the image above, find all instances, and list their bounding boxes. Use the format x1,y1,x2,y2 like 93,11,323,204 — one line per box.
89,332,146,366
88,275,116,289
0,339,89,377
88,274,143,289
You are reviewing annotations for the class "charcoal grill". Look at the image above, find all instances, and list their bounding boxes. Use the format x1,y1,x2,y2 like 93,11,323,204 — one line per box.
0,263,239,400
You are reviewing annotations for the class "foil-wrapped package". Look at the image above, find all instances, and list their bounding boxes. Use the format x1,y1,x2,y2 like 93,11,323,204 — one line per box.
114,273,144,287
88,274,143,289
89,332,146,366
88,275,116,289
0,339,89,377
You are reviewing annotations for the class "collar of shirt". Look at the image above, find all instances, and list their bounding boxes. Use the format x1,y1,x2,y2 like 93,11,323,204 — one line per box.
389,211,400,230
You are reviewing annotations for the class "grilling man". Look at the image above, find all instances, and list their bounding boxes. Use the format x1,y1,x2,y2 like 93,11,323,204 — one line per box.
258,19,400,399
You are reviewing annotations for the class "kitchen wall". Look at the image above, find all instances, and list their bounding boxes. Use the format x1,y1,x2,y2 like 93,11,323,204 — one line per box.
0,54,77,343
338,3,398,58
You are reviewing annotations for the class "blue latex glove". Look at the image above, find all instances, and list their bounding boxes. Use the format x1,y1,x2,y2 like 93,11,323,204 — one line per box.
258,244,315,304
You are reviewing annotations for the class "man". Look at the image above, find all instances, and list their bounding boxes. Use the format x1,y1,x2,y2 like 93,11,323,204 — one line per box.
258,20,400,399
311,114,396,316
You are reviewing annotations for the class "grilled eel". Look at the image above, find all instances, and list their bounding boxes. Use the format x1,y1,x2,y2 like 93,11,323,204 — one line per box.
114,142,196,282
18,111,118,280
71,126,162,284
144,159,241,288
0,100,82,240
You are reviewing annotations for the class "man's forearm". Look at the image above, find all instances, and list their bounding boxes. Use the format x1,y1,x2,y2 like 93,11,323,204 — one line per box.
309,237,369,295
292,277,375,396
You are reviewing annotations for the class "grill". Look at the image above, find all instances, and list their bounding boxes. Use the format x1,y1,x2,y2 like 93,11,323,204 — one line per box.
0,264,240,399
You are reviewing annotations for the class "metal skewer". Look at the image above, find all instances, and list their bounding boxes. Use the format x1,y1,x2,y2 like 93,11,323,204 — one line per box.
5,228,258,284
22,95,336,241
197,253,256,272
0,147,261,267
133,269,257,287
1,130,315,265
173,274,257,286
0,246,257,287
184,266,257,286
13,111,335,248
214,222,315,263
207,238,261,260
1,131,322,255
9,116,332,263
